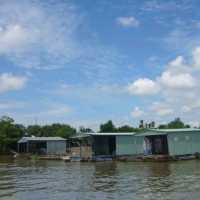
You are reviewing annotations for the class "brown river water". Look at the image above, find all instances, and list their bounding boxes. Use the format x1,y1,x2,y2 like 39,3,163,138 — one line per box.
0,156,200,200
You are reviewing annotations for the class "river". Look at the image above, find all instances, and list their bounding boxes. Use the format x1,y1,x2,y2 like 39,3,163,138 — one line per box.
0,156,200,200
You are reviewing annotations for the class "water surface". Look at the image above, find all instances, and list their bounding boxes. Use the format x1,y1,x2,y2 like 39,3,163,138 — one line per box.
0,156,200,200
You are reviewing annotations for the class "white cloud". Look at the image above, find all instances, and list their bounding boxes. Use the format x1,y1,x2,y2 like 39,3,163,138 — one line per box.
131,107,144,118
0,0,81,70
182,100,200,113
127,45,200,122
0,25,29,54
127,78,159,96
159,71,196,89
0,0,128,81
116,16,140,27
193,47,200,68
151,102,174,116
0,73,27,93
168,56,185,68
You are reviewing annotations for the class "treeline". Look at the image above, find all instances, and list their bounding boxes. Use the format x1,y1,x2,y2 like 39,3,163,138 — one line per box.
0,116,192,153
0,116,76,153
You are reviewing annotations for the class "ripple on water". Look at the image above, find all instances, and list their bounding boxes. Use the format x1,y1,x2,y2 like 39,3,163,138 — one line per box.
1,159,200,200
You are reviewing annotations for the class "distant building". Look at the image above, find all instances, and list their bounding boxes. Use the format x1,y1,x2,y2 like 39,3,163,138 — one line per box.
18,137,66,155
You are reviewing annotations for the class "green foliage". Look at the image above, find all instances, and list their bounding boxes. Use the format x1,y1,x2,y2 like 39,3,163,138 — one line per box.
117,125,135,132
158,118,190,129
0,115,193,153
100,120,116,132
26,123,76,138
0,116,25,153
26,125,42,136
0,116,76,153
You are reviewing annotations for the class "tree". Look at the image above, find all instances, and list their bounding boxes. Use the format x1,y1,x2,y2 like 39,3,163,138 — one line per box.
55,124,76,138
158,124,168,129
168,118,188,129
117,125,135,132
27,123,76,138
100,120,116,132
26,125,42,136
0,116,24,153
159,118,191,129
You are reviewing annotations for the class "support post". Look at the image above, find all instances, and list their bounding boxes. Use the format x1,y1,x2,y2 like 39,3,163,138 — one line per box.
27,142,29,153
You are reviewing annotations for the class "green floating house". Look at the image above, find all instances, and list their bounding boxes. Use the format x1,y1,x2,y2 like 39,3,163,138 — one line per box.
69,128,200,159
135,128,200,157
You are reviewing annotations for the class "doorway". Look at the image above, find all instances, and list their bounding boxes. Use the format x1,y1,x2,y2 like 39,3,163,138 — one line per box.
145,135,169,155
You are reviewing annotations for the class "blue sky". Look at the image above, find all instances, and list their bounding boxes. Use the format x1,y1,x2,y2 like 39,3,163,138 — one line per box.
1,0,200,129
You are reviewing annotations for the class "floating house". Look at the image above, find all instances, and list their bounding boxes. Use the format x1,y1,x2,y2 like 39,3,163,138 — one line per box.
68,129,200,160
68,132,139,160
18,137,66,155
18,128,200,160
135,128,200,157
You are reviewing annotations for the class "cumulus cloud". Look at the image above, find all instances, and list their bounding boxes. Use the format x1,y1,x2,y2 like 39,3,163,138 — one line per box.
0,73,27,93
159,71,196,89
127,78,160,96
127,46,200,123
116,16,140,27
128,46,200,98
131,107,144,118
193,47,200,68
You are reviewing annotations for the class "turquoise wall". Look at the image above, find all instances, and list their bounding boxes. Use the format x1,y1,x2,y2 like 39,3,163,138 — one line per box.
168,132,200,156
116,135,144,156
47,141,66,154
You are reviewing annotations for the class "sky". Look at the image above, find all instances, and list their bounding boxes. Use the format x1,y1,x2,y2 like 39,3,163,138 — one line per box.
1,0,200,129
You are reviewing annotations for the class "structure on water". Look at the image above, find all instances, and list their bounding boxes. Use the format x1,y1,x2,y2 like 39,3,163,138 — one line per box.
68,129,200,160
17,128,200,161
68,132,137,160
136,128,200,157
18,137,66,155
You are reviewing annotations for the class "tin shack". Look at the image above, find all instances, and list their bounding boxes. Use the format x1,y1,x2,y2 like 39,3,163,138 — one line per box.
18,137,66,155
134,128,200,157
68,132,138,160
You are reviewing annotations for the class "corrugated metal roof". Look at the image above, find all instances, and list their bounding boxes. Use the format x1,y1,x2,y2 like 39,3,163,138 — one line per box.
135,128,200,137
18,137,66,143
69,134,90,139
148,128,200,132
135,131,167,137
88,132,136,136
